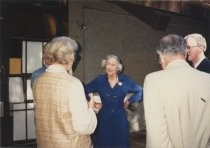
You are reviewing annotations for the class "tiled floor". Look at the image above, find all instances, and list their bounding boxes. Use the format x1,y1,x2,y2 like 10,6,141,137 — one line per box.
130,130,146,148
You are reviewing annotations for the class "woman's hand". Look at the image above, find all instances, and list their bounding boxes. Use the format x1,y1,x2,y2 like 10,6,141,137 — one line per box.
124,100,130,109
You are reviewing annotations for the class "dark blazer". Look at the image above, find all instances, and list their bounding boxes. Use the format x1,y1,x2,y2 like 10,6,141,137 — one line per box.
196,58,210,73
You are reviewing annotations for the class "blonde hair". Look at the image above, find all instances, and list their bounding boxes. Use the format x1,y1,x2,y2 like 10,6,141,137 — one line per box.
184,33,207,52
101,55,123,73
44,36,78,65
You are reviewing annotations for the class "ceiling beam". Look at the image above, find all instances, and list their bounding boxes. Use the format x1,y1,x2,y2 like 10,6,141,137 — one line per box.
111,0,209,21
112,1,171,31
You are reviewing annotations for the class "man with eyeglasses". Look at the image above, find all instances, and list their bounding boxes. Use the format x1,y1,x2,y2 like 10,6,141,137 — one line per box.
143,34,210,148
184,33,210,73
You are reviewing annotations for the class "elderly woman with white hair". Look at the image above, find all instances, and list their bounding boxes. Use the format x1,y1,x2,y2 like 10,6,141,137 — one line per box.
85,54,143,148
33,36,97,148
184,33,210,73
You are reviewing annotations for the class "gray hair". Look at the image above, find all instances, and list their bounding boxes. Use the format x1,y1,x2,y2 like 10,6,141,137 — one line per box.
44,36,78,65
101,54,123,73
156,34,187,56
184,33,207,52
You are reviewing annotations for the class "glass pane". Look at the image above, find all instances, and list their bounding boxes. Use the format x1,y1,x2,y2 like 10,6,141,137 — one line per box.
27,103,34,109
22,41,43,73
27,110,36,139
13,105,26,141
0,102,3,117
9,77,24,103
27,79,34,100
9,58,21,74
13,103,25,110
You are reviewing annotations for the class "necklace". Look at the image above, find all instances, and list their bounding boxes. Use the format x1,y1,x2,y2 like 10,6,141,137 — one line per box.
108,76,118,88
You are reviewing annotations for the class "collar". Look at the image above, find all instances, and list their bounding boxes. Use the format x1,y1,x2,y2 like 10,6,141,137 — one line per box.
194,56,205,68
46,64,68,73
165,59,189,70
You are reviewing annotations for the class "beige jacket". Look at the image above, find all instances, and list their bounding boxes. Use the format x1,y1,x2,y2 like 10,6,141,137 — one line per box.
33,65,97,148
144,59,210,148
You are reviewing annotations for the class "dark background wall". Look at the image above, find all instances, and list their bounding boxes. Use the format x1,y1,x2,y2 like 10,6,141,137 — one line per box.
0,0,3,145
68,1,209,131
